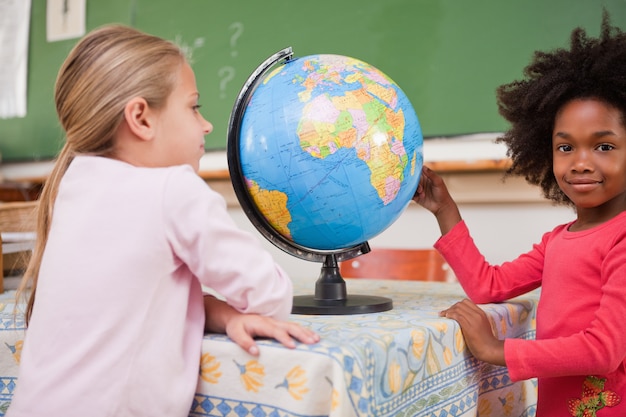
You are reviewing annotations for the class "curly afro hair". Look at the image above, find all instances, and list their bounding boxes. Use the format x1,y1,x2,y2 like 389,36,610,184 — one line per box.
496,12,626,206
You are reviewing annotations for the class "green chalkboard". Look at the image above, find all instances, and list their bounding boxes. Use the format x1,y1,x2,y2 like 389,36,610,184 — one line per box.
0,0,133,162
2,0,624,162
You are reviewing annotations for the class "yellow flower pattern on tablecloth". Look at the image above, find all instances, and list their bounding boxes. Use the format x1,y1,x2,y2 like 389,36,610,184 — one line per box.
331,386,339,411
4,340,22,364
425,339,441,375
388,360,402,394
476,377,536,417
410,329,425,359
199,352,221,384
275,365,309,400
520,380,528,404
500,390,516,416
478,397,493,416
235,359,265,392
454,328,465,353
432,321,448,333
499,315,508,335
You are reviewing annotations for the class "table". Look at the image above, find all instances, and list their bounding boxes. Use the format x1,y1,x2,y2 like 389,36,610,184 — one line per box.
0,279,538,417
192,279,538,417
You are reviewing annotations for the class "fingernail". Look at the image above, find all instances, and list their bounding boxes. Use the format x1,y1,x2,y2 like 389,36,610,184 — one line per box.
248,346,259,356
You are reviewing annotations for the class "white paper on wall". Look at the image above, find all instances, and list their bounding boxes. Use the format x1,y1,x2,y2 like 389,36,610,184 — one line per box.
46,0,86,42
0,0,32,119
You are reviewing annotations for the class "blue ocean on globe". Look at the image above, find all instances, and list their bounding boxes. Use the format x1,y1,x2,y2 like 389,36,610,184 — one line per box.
238,54,423,251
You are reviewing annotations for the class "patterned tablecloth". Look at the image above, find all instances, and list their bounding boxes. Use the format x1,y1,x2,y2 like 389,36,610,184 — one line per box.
0,278,538,417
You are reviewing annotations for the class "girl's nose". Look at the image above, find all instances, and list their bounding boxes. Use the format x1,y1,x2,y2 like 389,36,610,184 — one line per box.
202,117,213,135
572,150,593,172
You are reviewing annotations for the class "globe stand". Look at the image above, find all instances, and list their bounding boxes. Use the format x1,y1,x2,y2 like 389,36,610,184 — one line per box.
292,253,393,315
226,47,399,316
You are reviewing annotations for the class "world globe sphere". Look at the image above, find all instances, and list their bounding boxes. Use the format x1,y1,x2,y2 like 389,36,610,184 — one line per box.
228,49,424,257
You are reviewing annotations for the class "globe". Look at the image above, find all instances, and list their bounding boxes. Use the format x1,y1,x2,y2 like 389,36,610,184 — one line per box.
227,48,424,314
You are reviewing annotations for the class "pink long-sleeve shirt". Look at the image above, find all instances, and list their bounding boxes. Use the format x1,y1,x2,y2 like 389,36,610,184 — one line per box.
7,156,293,417
435,216,626,416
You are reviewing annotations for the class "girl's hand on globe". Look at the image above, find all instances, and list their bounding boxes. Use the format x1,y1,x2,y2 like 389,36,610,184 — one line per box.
413,166,462,235
413,166,455,212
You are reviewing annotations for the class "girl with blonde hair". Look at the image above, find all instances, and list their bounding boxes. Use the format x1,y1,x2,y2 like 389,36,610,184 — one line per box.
7,24,318,417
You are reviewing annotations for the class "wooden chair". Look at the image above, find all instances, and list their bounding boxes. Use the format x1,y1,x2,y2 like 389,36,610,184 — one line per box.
0,201,38,293
339,248,453,282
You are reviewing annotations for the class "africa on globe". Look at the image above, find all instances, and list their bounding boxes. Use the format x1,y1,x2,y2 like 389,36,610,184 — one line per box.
229,49,424,254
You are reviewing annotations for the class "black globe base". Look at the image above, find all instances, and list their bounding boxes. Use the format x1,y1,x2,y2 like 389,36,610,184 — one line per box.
292,294,393,315
291,253,393,315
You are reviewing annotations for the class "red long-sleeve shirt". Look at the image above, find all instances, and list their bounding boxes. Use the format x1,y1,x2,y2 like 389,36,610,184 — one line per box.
435,214,626,417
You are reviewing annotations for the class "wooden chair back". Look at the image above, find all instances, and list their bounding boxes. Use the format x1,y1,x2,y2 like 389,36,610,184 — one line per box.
0,201,38,231
339,248,452,282
0,201,38,292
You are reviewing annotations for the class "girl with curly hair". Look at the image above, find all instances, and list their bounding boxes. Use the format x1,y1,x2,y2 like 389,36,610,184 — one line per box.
414,12,626,417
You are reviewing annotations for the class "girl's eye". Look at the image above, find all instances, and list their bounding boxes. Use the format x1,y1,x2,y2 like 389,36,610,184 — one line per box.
192,104,202,112
598,143,614,152
556,144,572,152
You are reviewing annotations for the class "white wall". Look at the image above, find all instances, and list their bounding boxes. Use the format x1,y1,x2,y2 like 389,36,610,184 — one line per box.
229,200,575,281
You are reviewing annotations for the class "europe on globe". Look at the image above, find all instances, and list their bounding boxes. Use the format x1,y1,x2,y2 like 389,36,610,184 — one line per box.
227,48,424,314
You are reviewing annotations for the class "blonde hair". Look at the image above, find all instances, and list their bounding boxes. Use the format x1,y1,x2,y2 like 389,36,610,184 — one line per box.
17,24,186,323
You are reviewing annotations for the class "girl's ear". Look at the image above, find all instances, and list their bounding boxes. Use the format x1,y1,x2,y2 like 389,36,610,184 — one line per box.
123,97,156,141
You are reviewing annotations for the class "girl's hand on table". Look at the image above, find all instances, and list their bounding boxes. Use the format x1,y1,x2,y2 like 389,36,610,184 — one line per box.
440,299,505,366
225,314,320,356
